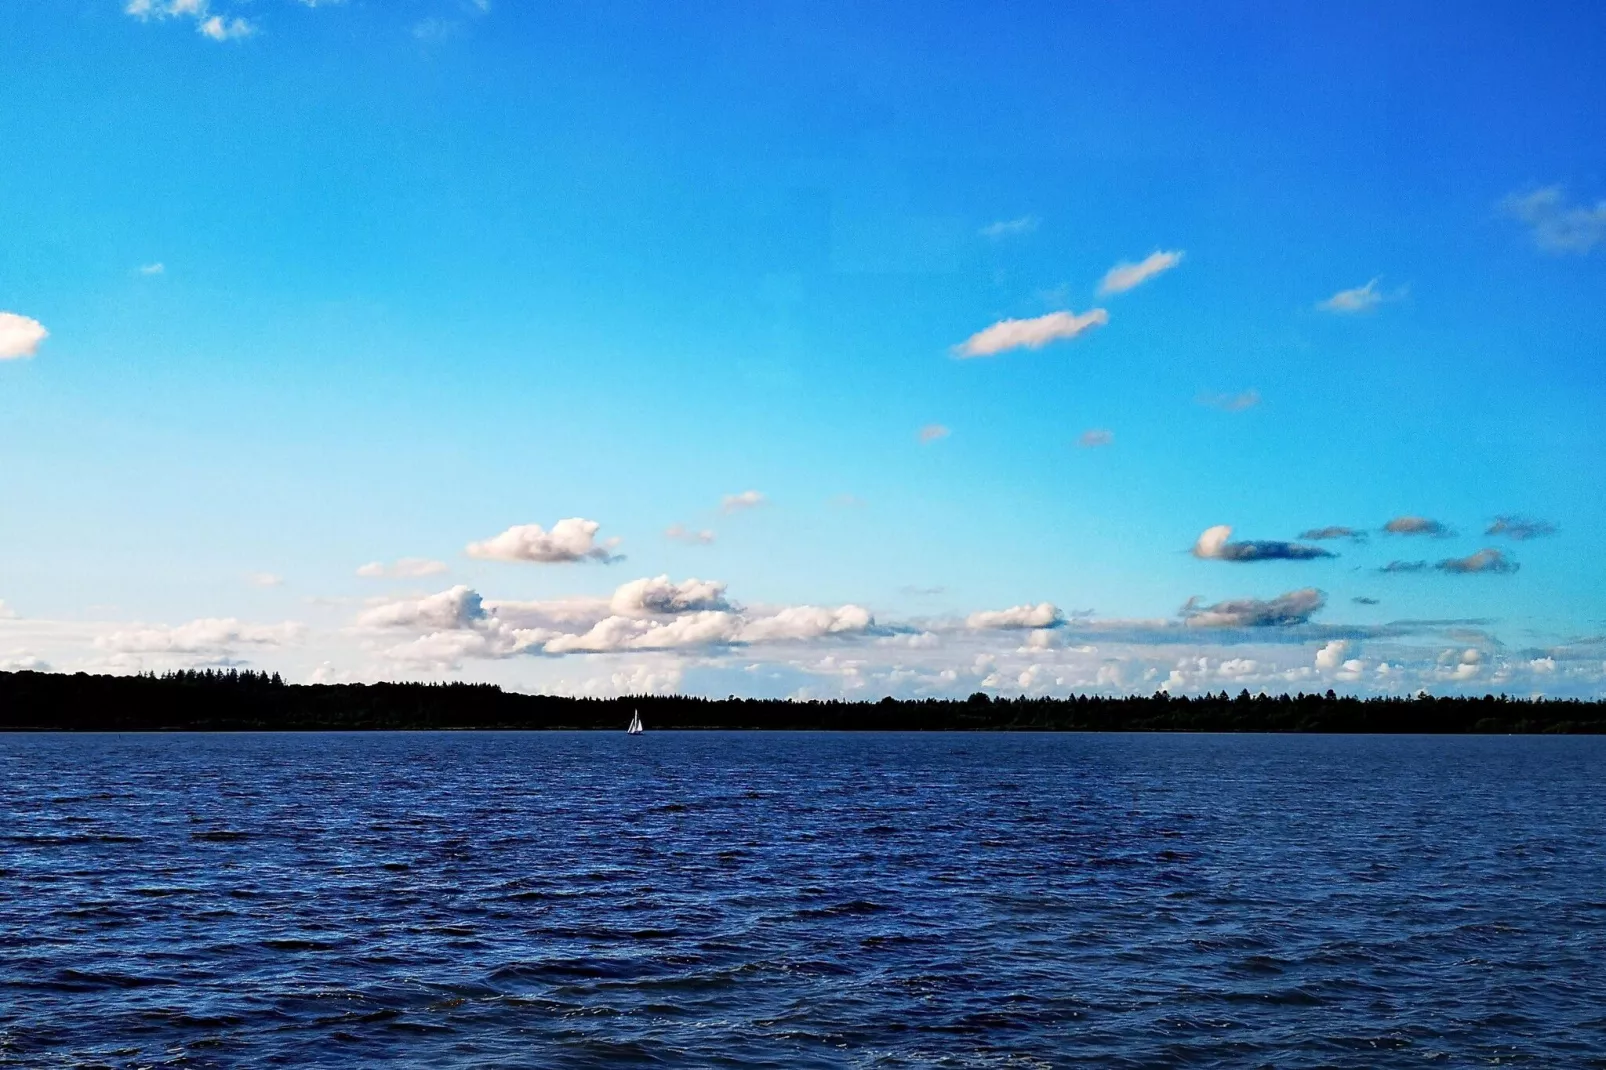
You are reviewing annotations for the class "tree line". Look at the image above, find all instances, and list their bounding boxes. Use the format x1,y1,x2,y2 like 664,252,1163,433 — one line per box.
0,669,1601,733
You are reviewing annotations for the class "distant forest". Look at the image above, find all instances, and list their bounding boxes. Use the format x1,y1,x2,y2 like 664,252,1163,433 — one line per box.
0,669,1602,733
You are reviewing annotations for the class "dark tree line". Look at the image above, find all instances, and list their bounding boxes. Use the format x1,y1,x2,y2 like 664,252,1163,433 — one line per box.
0,669,1601,733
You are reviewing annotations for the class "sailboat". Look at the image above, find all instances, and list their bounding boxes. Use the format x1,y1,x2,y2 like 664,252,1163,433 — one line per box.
627,709,644,735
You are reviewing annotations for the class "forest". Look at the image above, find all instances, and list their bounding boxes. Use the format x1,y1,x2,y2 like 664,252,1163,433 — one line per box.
0,668,1601,733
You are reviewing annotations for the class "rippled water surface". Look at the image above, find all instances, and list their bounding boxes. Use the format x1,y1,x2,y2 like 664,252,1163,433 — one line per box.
2,732,1604,1068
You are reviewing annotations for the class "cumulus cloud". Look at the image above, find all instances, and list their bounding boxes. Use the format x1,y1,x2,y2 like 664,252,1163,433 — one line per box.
1097,250,1184,295
609,576,731,617
359,585,490,631
0,313,48,360
918,424,950,444
1078,429,1114,448
1383,515,1454,538
954,308,1108,357
360,586,552,668
0,601,17,619
1300,526,1367,542
1486,515,1557,540
967,603,1064,630
356,557,450,579
1315,639,1350,671
1437,548,1518,575
1191,525,1335,562
979,215,1039,239
721,490,767,514
98,617,304,655
664,524,716,545
1181,588,1325,628
466,518,619,564
1379,560,1428,573
1197,389,1260,412
1317,278,1405,313
1503,186,1606,254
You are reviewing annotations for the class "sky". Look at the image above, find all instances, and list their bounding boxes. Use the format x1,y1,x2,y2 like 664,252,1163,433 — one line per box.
2,0,1604,699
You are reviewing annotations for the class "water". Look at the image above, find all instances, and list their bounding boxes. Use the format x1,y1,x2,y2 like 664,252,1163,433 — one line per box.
2,732,1603,1068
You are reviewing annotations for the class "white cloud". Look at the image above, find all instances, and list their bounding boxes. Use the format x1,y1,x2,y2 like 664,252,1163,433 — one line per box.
721,490,767,514
1315,639,1350,671
609,575,731,617
465,518,620,564
979,215,1040,239
1097,250,1183,295
0,313,47,360
918,423,951,444
664,524,716,545
245,572,284,588
0,649,48,672
137,262,165,275
955,309,1108,357
97,617,304,655
1503,186,1606,254
358,585,489,631
0,601,15,620
967,603,1063,630
125,0,252,40
199,15,253,39
1078,429,1114,448
543,611,743,654
1317,278,1405,314
356,557,450,579
739,604,875,643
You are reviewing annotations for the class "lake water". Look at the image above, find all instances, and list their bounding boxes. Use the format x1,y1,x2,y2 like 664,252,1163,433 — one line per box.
2,732,1603,1068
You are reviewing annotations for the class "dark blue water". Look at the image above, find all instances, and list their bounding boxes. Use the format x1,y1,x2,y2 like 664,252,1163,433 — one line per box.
2,732,1603,1068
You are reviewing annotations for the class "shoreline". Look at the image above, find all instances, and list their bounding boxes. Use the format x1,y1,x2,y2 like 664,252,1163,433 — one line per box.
3,668,1602,735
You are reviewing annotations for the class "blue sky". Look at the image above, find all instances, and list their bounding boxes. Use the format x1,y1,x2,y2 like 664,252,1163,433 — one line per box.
2,0,1603,697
